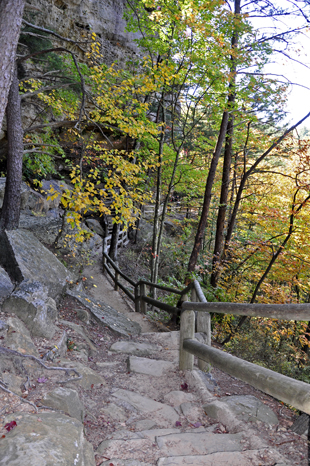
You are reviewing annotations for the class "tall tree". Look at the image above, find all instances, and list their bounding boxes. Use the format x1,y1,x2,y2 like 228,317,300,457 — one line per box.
0,0,25,130
0,64,24,230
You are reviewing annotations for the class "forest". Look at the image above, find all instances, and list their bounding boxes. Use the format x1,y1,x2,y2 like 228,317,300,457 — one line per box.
1,0,310,383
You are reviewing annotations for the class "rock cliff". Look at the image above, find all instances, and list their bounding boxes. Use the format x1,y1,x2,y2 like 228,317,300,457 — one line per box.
25,0,140,64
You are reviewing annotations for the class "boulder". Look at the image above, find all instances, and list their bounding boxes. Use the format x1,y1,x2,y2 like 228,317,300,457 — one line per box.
0,266,14,298
3,316,39,356
0,229,72,299
0,178,31,210
26,189,50,214
3,281,58,339
85,218,105,236
19,212,102,257
42,387,84,422
0,412,95,466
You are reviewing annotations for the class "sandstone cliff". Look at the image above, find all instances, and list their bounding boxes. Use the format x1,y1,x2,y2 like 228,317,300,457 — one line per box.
24,0,140,64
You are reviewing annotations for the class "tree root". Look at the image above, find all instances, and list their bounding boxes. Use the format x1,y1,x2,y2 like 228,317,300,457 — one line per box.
0,345,83,413
0,346,82,384
0,379,38,412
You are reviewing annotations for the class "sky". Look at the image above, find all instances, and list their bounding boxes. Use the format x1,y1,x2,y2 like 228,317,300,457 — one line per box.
245,1,310,128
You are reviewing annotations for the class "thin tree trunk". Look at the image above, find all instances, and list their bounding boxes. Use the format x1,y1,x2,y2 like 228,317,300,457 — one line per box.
0,64,24,230
186,0,241,282
0,0,25,130
210,115,234,287
186,110,229,280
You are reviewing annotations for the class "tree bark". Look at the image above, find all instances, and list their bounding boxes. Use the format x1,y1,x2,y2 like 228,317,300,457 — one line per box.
0,0,25,130
0,64,24,230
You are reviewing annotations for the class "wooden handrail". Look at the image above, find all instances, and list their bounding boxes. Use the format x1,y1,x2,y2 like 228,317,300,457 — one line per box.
183,338,310,414
181,301,310,321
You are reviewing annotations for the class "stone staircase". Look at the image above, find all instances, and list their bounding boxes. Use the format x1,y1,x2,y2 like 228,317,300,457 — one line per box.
90,331,293,466
1,280,306,465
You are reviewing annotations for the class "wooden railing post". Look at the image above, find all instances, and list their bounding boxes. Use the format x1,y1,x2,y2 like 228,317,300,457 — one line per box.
134,285,140,313
179,309,195,370
140,282,147,314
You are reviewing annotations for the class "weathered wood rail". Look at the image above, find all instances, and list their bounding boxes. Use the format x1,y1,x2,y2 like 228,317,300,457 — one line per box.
102,253,310,415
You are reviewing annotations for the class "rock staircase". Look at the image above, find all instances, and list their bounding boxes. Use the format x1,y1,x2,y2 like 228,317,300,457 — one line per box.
91,330,293,466
0,274,307,465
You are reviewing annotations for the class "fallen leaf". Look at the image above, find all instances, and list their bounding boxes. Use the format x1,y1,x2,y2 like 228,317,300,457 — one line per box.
181,382,188,391
191,422,202,428
175,421,182,427
4,421,17,432
37,377,48,383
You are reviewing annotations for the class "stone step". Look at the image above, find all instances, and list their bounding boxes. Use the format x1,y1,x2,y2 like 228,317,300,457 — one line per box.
111,389,179,427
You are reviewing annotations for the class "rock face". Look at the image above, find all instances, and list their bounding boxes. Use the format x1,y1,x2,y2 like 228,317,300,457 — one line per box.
3,281,58,338
24,0,141,66
0,412,95,466
0,229,71,298
67,288,141,337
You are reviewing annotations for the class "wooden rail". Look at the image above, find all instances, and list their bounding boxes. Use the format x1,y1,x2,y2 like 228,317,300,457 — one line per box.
102,248,310,414
180,294,310,415
102,251,182,315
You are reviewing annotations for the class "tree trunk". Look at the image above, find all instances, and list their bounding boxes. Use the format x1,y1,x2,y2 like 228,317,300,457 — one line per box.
0,63,24,230
186,110,229,280
210,115,234,287
0,0,25,130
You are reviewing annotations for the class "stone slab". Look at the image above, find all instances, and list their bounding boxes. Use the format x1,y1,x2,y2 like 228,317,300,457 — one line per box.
163,391,196,407
0,412,95,466
112,389,179,427
110,341,159,356
156,431,243,456
100,403,128,422
127,356,175,377
0,229,72,299
180,402,202,422
67,289,141,337
4,316,39,356
140,428,181,442
157,449,287,466
97,438,154,460
135,419,157,431
204,395,278,427
143,331,179,350
101,460,152,466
